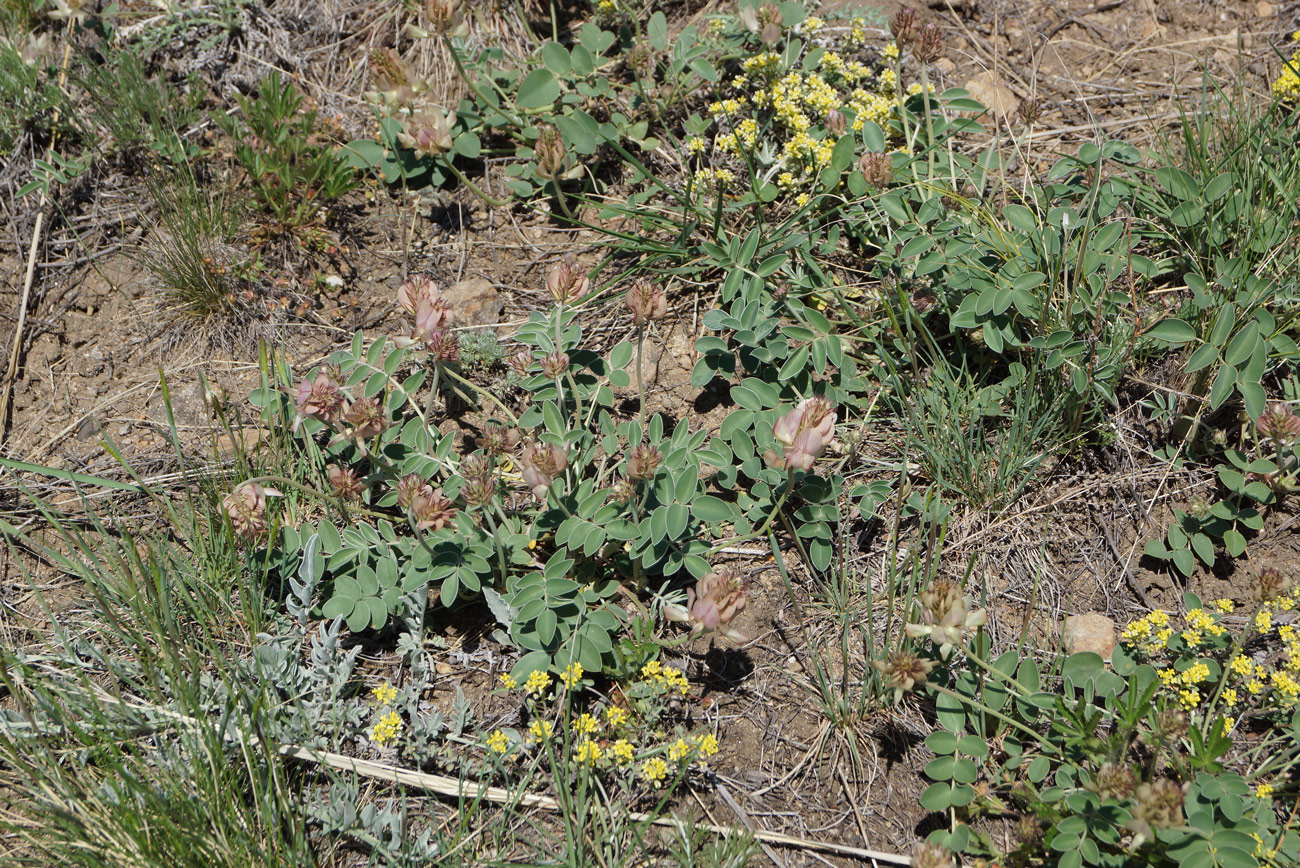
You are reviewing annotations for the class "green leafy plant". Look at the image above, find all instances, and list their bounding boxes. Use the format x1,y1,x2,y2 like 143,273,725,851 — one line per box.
218,70,358,230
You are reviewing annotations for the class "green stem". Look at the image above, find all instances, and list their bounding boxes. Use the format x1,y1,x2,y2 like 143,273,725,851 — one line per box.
925,681,1063,758
709,472,796,554
481,506,509,581
635,323,646,428
438,155,511,208
440,366,519,425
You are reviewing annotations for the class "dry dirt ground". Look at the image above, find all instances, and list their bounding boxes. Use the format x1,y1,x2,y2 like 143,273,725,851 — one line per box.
2,0,1299,863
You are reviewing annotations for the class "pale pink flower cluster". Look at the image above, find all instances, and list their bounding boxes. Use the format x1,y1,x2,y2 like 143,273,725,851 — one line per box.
769,398,836,471
519,442,568,500
664,567,750,643
905,580,988,659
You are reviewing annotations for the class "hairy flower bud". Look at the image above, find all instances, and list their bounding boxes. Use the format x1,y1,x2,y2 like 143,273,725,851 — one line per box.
534,124,567,179
914,23,944,63
519,442,568,499
626,278,667,326
626,444,663,481
545,257,589,304
426,329,459,363
460,472,497,509
889,7,918,46
475,423,519,455
1258,402,1300,446
859,151,894,189
1252,566,1292,604
222,483,281,538
909,842,955,868
626,43,655,79
344,397,390,439
871,649,937,703
539,351,570,378
507,350,533,376
772,397,836,471
327,464,364,500
1018,96,1042,126
1087,763,1137,801
396,473,431,510
825,108,846,138
412,296,453,343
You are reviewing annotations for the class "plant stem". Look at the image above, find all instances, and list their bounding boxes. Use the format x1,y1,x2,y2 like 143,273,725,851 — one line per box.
440,366,519,425
709,472,796,553
635,323,647,428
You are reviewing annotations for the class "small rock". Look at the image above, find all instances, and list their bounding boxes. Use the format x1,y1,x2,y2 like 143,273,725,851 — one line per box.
963,71,1019,120
435,662,454,675
1062,613,1116,660
1255,1,1273,17
443,278,504,328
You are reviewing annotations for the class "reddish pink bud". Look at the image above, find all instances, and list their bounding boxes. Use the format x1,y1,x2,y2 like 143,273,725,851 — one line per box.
772,397,836,471
626,278,668,326
410,487,457,532
222,483,281,538
545,257,589,304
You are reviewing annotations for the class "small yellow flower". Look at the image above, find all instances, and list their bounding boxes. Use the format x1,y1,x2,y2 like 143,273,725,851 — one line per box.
499,673,518,690
641,660,664,681
1230,656,1253,678
370,710,402,747
596,0,615,13
529,719,554,740
560,663,584,690
686,136,706,155
1223,688,1239,706
1177,687,1200,709
1221,716,1234,735
486,729,510,754
1256,782,1275,799
800,16,822,34
1213,598,1235,613
641,757,670,786
668,737,693,762
882,42,900,61
1247,678,1265,695
574,713,600,736
605,706,629,727
695,733,719,757
525,669,552,696
574,738,603,765
371,682,398,706
611,738,635,763
1257,610,1274,633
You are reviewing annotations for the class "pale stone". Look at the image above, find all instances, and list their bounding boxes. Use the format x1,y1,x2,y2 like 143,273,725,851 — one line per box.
1063,613,1117,660
443,277,504,328
1255,1,1274,17
962,71,1019,120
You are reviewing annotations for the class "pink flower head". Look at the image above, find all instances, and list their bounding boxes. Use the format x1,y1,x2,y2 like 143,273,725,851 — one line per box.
414,296,453,336
519,442,567,499
410,487,457,532
395,473,432,509
545,257,589,304
293,372,346,430
425,329,459,363
664,567,750,643
904,579,988,659
344,397,390,440
772,397,836,471
397,276,439,315
626,278,668,326
222,482,281,538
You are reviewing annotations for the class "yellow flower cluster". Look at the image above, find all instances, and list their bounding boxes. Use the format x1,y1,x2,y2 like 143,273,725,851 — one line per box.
370,709,402,747
574,712,600,735
499,673,518,689
1120,610,1173,655
528,719,554,740
716,118,759,154
487,729,510,754
574,738,602,765
1158,661,1212,709
611,738,635,763
799,16,822,35
641,757,670,786
1273,49,1300,101
847,17,869,48
1182,608,1227,648
847,88,894,132
641,660,691,695
692,167,737,190
882,41,900,61
560,662,584,689
525,669,552,696
371,682,398,706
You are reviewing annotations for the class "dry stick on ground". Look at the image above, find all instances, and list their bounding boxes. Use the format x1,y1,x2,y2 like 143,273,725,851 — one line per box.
1,26,75,443
56,686,911,865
